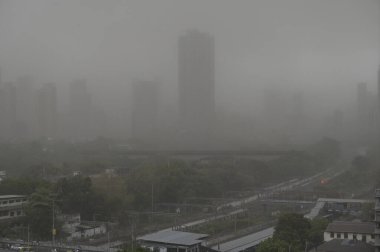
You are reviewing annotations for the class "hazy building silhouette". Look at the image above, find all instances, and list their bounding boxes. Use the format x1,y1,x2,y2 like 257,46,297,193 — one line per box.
356,82,370,144
14,75,35,139
131,80,159,144
37,83,57,138
0,68,2,88
69,79,92,140
0,82,17,140
178,30,215,146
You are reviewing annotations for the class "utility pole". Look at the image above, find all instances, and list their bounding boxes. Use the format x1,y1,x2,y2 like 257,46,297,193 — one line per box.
27,224,30,249
52,199,55,248
107,222,110,252
131,222,134,252
151,183,154,213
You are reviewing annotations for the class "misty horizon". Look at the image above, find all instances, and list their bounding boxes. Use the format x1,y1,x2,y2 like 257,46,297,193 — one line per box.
0,0,379,150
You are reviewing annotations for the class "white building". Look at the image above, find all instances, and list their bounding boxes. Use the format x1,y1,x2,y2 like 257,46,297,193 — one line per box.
324,221,375,243
0,195,28,221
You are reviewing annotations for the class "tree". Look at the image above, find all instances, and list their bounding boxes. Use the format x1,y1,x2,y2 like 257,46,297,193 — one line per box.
56,176,106,220
308,218,328,248
256,238,289,252
24,186,61,240
273,213,311,251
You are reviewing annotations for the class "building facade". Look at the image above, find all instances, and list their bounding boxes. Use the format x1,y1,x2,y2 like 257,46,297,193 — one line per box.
131,80,159,143
178,30,215,146
37,83,57,138
324,221,375,244
0,195,28,221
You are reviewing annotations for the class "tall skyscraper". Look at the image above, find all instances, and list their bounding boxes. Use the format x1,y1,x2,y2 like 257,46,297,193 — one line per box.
178,30,215,145
378,66,380,144
357,82,370,131
378,66,380,115
15,75,35,138
69,79,92,140
0,82,17,139
37,83,57,138
131,80,159,143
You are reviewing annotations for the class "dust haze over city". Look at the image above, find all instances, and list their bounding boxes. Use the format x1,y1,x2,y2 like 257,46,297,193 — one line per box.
0,1,380,252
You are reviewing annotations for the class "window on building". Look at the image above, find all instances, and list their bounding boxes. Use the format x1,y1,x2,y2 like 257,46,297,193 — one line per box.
344,233,348,238
337,233,341,238
17,211,21,216
9,200,14,203
371,234,375,239
9,212,14,217
353,234,357,240
330,232,334,238
3,201,8,204
362,235,367,242
16,199,20,203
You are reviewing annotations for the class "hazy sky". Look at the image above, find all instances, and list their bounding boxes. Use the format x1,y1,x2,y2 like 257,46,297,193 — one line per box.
0,0,379,116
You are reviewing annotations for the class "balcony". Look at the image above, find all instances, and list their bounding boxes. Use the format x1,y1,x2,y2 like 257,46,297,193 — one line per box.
376,189,380,197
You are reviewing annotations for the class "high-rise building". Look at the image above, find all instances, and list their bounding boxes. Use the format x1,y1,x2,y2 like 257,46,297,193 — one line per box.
377,67,380,144
0,82,17,139
357,82,370,143
178,30,215,145
37,83,57,138
69,79,92,140
131,80,159,143
15,75,35,139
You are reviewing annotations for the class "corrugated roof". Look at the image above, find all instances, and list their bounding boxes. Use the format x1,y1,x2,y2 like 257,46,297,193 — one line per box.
318,198,372,204
0,195,26,199
211,227,274,252
137,230,208,246
325,221,374,234
317,239,374,252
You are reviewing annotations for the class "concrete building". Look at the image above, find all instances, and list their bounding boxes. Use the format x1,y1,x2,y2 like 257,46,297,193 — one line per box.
60,214,107,241
0,195,28,221
37,83,57,138
178,30,215,146
324,221,375,243
131,80,159,143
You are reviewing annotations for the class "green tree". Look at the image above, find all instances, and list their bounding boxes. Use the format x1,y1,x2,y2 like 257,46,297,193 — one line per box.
56,176,106,220
256,238,289,252
308,218,328,248
274,213,311,251
25,186,60,240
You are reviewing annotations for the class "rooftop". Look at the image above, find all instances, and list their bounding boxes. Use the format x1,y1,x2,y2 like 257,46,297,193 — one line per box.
0,195,27,200
137,230,208,246
317,239,374,252
325,221,374,234
211,227,274,252
318,198,372,204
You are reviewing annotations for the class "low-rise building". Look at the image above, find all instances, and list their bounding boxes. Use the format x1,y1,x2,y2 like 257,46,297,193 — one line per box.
70,222,107,240
0,195,28,221
324,221,375,243
138,229,209,252
316,239,374,252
